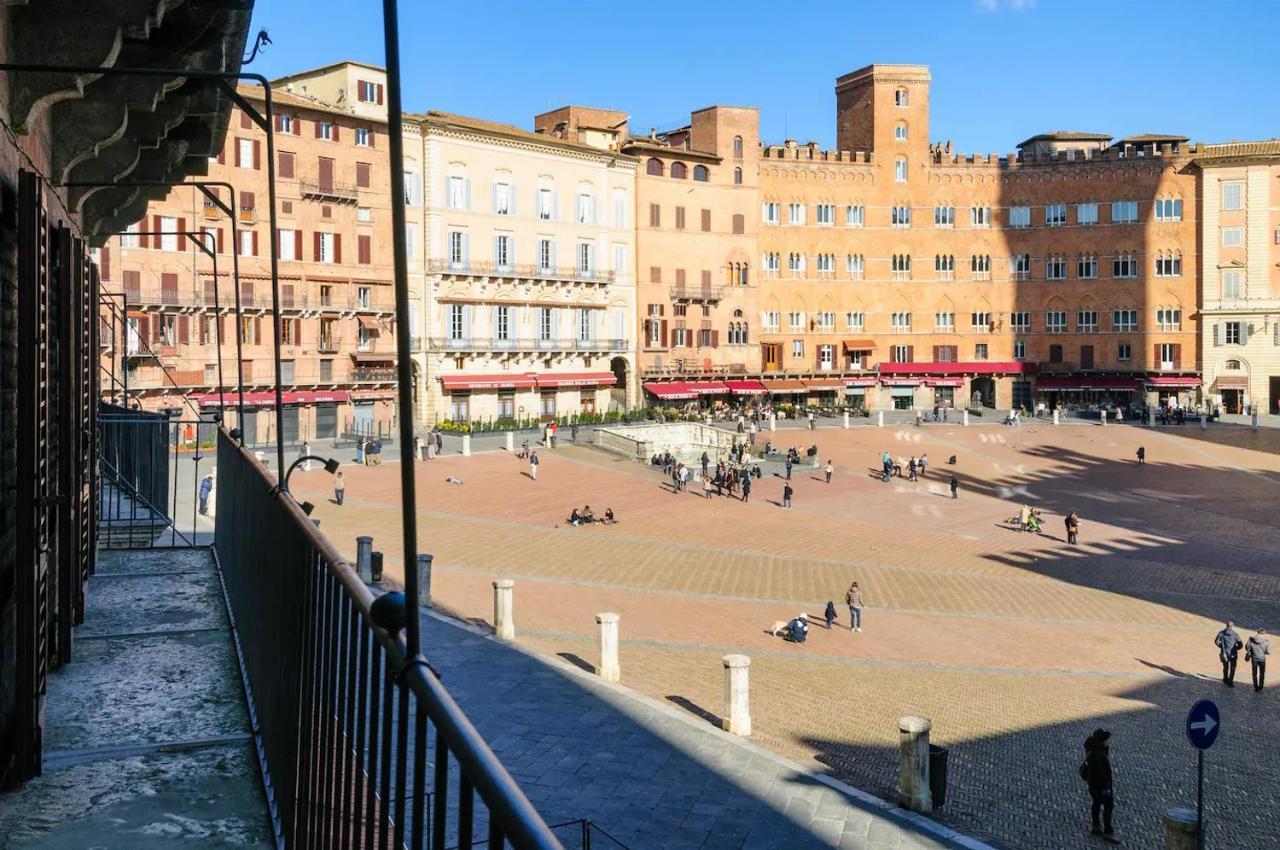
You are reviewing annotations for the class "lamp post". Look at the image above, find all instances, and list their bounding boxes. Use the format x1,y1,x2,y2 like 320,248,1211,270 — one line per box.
282,455,340,515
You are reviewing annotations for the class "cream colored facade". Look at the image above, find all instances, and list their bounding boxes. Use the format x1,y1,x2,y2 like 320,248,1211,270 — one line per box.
404,111,637,426
1197,144,1280,414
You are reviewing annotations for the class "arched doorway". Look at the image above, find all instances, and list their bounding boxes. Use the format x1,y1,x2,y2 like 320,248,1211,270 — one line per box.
610,356,629,391
970,377,995,409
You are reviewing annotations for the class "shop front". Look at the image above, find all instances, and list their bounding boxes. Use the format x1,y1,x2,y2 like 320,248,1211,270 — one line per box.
1033,376,1143,415
923,377,963,409
882,378,921,410
801,378,844,405
1212,374,1248,414
1144,375,1202,411
844,377,876,410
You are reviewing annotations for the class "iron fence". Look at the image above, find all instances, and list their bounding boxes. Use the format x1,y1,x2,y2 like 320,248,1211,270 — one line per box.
214,429,561,849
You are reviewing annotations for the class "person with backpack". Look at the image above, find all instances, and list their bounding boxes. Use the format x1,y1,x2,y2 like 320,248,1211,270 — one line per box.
1247,627,1270,691
1081,729,1119,843
823,601,837,630
1216,620,1242,687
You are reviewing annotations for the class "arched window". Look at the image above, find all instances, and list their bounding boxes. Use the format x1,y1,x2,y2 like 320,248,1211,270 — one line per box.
733,135,744,158
646,157,663,176
670,161,688,179
733,167,742,185
1225,359,1242,370
895,88,909,107
895,122,908,141
693,165,709,182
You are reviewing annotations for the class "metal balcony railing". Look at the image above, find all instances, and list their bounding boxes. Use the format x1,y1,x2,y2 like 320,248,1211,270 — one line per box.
426,258,616,285
299,180,360,203
118,286,396,314
214,433,560,849
317,334,342,353
670,285,725,303
351,366,398,382
426,337,628,354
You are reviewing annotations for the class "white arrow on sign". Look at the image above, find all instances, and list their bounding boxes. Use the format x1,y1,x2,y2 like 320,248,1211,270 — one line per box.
1190,715,1217,736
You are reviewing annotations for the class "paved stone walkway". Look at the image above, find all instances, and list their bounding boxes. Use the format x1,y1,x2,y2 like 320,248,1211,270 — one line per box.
0,549,273,849
294,421,1280,850
422,611,987,850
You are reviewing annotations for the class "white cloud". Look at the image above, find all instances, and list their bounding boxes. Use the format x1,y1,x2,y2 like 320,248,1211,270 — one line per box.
978,0,1036,11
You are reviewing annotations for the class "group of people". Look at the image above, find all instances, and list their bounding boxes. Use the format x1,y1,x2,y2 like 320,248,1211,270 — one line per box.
567,505,616,526
879,450,929,483
1215,620,1271,691
700,455,759,502
778,582,866,642
413,430,445,460
355,437,383,465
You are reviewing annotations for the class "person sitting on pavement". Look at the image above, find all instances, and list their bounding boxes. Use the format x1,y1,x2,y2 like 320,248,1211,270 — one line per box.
581,505,596,524
568,508,583,526
785,613,809,643
603,508,617,524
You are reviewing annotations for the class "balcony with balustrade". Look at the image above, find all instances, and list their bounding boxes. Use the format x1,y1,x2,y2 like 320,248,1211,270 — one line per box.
426,336,628,355
426,259,616,286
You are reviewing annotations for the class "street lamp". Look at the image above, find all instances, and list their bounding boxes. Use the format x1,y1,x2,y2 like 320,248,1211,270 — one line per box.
283,455,340,515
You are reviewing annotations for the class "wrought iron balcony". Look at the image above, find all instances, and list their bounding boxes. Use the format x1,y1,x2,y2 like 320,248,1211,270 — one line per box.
299,180,360,203
426,337,628,354
426,258,616,285
670,285,725,303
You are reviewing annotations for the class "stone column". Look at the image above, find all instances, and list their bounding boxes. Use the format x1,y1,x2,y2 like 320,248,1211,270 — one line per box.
505,431,514,452
722,654,751,736
492,580,515,640
356,536,373,583
897,716,932,813
1162,808,1200,850
462,434,471,456
595,612,620,682
962,409,969,427
843,411,850,429
416,554,433,608
1052,409,1059,426
877,410,884,427
769,414,777,432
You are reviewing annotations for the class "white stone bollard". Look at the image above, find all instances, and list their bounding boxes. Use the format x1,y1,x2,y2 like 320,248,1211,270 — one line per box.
1253,409,1260,431
1162,808,1201,850
505,432,514,452
206,476,218,519
462,434,471,456
843,411,850,429
595,612,620,682
877,410,884,427
1052,409,1059,426
492,580,515,640
1200,413,1207,430
1147,407,1156,427
1100,409,1108,426
962,409,969,427
897,716,933,813
416,554,433,608
722,654,751,736
356,536,373,584
769,414,777,432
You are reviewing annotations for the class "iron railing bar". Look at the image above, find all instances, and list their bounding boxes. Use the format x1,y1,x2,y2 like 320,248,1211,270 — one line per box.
351,616,371,848
412,705,428,849
432,728,448,850
393,680,409,850
364,642,384,850
378,655,394,850
457,773,474,850
340,594,359,850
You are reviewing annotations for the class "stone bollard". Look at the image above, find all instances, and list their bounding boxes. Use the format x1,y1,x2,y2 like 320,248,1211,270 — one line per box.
877,410,884,427
1162,808,1201,850
722,654,751,736
416,554,433,608
1147,407,1156,427
505,432,514,452
962,409,969,427
1200,413,1207,430
1253,409,1260,431
595,612,620,682
356,536,373,583
843,411,850,429
769,414,777,432
462,434,471,457
492,580,515,640
1052,409,1060,426
897,716,933,813
1100,409,1108,426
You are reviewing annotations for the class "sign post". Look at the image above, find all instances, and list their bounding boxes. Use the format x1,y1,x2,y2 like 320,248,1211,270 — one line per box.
1185,698,1220,850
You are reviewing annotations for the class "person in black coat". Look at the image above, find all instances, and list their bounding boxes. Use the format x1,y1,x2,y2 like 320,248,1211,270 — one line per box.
1083,729,1119,843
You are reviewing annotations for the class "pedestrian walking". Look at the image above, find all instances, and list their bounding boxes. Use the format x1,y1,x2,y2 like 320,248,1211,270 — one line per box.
1065,511,1080,545
918,452,928,477
355,437,365,465
435,430,444,455
1136,446,1145,465
701,451,710,480
749,422,757,446
824,460,833,484
785,456,793,480
1216,620,1242,687
824,601,837,630
1082,729,1119,843
414,434,424,460
529,451,539,481
703,474,713,499
949,475,958,499
334,471,346,506
741,475,751,503
782,483,793,509
845,582,863,632
908,456,918,482
807,411,815,430
678,463,689,492
571,422,579,443
1248,627,1270,691
198,472,214,516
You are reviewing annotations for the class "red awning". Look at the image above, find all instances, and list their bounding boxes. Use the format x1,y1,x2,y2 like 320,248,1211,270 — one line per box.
924,378,964,387
644,381,699,401
844,377,878,387
725,379,767,395
440,373,536,391
688,380,731,395
535,371,617,388
358,316,382,331
761,379,808,393
190,390,351,407
842,339,876,351
879,361,1034,376
803,379,844,391
1036,377,1143,391
1144,376,1202,388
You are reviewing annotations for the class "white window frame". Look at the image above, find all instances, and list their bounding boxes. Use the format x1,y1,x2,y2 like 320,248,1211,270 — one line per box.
894,158,907,182
355,128,371,147
1008,206,1031,228
970,206,991,228
1045,311,1067,333
1222,183,1243,211
1045,203,1067,227
845,205,865,227
1076,202,1099,226
1155,198,1182,221
1111,200,1139,224
934,206,955,228
762,202,780,225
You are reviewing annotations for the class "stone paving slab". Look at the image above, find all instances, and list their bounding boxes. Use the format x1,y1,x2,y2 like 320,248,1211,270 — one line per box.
79,569,228,637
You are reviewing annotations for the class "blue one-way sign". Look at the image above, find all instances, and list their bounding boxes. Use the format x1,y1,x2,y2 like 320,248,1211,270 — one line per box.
1186,699,1220,750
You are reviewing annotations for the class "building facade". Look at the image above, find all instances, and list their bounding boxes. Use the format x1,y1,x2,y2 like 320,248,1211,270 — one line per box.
1196,142,1280,415
104,62,400,444
405,110,637,426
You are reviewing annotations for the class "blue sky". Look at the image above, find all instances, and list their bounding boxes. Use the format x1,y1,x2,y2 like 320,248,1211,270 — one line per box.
245,0,1278,151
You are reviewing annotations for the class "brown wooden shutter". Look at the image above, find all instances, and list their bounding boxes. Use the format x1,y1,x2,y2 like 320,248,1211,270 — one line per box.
356,162,370,188
294,118,301,136
1154,344,1161,367
178,315,190,344
932,345,940,361
273,115,282,132
701,270,711,287
358,234,371,265
368,129,376,148
650,266,661,283
710,330,719,348
180,219,190,251
314,232,322,261
732,213,744,235
234,138,242,167
318,157,334,192
1173,343,1181,368
252,139,261,170
254,318,262,345
376,83,384,105
242,191,255,210
137,225,148,249
217,148,225,165
100,247,110,280
332,123,340,142
279,152,294,179
294,230,302,259
701,209,711,232
137,315,150,342
243,111,253,129
217,228,224,253
333,234,342,264
152,215,163,241
252,231,259,257
217,315,225,343
315,120,322,138
906,345,914,362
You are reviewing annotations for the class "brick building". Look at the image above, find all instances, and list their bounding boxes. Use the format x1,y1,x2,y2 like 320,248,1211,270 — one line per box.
103,61,400,445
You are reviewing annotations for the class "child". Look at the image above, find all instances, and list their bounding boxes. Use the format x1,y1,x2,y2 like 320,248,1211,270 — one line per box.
824,601,837,630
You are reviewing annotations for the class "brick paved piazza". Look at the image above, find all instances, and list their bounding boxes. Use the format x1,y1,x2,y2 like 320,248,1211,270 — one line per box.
293,421,1280,849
